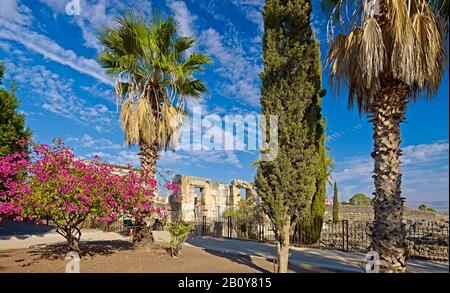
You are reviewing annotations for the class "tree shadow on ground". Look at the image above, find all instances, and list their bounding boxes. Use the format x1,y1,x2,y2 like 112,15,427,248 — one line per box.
203,248,348,273
203,249,272,273
29,240,133,261
285,262,353,273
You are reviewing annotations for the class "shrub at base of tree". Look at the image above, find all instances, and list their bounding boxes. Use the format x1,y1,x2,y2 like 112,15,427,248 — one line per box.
167,220,194,257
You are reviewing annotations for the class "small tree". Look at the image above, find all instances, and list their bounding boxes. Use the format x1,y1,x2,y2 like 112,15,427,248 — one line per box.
418,204,436,213
167,219,194,257
332,182,339,223
0,61,31,157
0,139,159,253
349,193,371,206
222,197,261,239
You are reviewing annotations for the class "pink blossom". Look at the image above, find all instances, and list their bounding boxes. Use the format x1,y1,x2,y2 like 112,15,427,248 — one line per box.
0,139,167,246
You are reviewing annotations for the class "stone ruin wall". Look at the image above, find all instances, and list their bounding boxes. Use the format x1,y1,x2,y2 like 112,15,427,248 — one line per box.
323,205,449,223
322,205,449,262
168,175,256,222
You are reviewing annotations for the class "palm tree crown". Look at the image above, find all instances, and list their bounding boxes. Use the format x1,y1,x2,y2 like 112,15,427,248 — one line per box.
97,13,211,166
323,0,447,112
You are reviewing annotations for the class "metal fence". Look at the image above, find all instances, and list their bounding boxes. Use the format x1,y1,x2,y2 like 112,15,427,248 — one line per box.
197,216,448,261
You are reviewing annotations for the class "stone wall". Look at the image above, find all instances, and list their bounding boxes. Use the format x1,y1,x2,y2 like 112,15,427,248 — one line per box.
320,205,449,262
324,205,448,223
168,174,256,222
405,220,449,262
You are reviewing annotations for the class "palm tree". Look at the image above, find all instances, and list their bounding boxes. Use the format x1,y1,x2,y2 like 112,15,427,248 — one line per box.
322,0,447,272
97,13,211,177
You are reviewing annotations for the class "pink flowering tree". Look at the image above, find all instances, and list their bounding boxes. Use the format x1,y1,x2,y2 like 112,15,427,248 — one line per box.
0,139,159,252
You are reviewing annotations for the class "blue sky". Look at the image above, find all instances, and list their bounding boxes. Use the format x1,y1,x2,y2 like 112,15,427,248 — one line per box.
0,0,448,210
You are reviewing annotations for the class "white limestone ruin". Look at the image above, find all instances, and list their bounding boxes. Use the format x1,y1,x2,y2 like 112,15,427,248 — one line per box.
168,174,257,222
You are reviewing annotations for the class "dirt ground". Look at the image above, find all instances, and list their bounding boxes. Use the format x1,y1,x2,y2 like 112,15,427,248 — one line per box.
0,240,339,273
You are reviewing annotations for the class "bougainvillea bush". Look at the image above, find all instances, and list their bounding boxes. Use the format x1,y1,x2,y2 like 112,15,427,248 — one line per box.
0,139,160,252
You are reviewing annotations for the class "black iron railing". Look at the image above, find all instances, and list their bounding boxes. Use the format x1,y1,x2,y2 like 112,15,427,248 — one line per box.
198,216,448,261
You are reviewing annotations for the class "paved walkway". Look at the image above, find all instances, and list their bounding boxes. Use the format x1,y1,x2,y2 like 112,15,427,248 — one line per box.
186,236,449,273
0,221,129,250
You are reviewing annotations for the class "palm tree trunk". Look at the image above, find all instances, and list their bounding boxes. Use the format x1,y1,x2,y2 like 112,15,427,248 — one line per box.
370,81,409,273
134,139,159,248
138,139,159,178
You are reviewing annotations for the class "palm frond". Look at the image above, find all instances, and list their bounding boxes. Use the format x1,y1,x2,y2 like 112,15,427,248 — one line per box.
182,53,212,71
386,0,416,85
120,99,139,145
322,0,447,114
174,36,196,57
159,104,182,151
411,1,445,96
136,97,156,145
327,34,347,94
359,17,385,96
321,0,343,18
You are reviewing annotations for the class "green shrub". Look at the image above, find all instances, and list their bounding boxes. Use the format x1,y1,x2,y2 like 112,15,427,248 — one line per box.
418,204,436,213
167,220,194,257
349,193,371,206
222,197,262,239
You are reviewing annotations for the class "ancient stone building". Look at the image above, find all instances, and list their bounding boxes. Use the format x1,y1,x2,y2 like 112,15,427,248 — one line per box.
168,174,257,222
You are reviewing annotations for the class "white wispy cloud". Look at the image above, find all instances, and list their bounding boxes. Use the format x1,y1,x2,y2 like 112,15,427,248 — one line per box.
160,149,243,169
0,22,112,85
38,0,153,50
67,134,124,150
326,123,363,142
199,28,261,106
84,150,141,166
166,1,261,106
0,0,113,85
0,0,33,25
166,0,197,38
331,141,449,208
80,84,115,102
4,60,116,132
402,141,449,164
230,0,264,32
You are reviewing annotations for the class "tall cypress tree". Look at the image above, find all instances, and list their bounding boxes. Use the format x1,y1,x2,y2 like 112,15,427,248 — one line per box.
256,0,325,273
332,181,339,223
0,61,31,157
